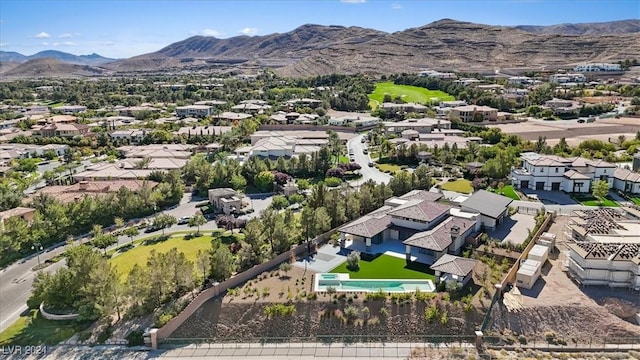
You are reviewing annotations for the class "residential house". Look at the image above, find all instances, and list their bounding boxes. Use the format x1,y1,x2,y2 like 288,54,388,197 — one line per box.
73,157,187,181
175,125,232,138
574,63,621,72
54,105,87,114
508,76,533,86
338,190,481,265
418,70,456,79
510,152,616,193
430,254,479,287
565,208,640,290
328,114,380,128
283,98,323,110
208,188,243,215
241,136,323,159
117,106,160,117
0,207,35,229
545,98,580,115
459,190,513,230
448,105,498,122
231,102,271,114
379,102,429,114
383,118,451,135
214,112,253,121
549,73,586,84
176,105,215,118
34,179,158,204
36,123,90,138
0,144,68,163
613,168,640,195
109,130,146,144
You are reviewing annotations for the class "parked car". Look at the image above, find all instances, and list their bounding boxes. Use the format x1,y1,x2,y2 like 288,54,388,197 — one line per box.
177,216,190,225
368,162,374,167
363,149,368,154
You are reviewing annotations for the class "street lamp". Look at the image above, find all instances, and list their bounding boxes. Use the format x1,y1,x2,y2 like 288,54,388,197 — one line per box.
31,242,43,268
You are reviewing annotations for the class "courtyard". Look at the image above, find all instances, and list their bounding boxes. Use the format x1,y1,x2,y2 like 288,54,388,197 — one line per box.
487,213,537,246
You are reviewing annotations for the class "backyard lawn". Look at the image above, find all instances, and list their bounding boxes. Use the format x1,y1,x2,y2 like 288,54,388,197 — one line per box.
368,82,454,109
440,179,473,194
0,310,88,346
493,185,520,200
110,233,214,280
630,197,640,206
572,194,619,207
330,254,435,281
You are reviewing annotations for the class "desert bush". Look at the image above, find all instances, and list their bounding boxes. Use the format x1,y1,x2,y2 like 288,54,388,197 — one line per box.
425,304,439,322
264,304,296,318
126,330,145,347
346,250,361,271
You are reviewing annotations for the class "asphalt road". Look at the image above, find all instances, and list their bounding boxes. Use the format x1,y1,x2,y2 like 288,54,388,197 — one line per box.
347,134,392,187
0,193,217,332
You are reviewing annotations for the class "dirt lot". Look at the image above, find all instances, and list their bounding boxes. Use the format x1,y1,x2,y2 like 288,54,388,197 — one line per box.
487,117,640,143
490,216,640,343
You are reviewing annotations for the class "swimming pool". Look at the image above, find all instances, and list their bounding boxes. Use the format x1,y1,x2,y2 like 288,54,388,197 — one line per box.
315,273,435,293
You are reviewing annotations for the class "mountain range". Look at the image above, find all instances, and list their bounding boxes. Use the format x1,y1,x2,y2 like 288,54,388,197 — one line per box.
1,19,638,78
0,50,116,66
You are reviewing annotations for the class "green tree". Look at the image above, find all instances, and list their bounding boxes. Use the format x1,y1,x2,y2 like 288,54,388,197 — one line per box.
93,233,118,255
123,226,139,245
229,174,247,190
270,195,289,210
591,180,609,205
209,240,236,281
254,170,275,192
153,213,177,235
196,249,211,288
188,214,207,235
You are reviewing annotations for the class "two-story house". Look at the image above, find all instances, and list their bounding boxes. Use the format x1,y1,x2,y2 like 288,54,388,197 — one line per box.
510,152,616,193
37,123,90,138
448,105,498,122
176,105,214,118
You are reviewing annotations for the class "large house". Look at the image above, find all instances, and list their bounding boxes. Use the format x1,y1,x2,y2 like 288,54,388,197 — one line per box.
338,190,482,265
613,168,640,195
383,118,451,135
0,207,35,229
176,105,215,118
208,188,243,215
34,180,158,204
448,105,497,122
573,63,621,72
565,208,640,290
510,152,617,193
36,123,90,138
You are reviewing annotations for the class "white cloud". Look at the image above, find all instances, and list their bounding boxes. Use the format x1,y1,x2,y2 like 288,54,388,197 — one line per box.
41,42,49,46
0,43,8,48
239,27,258,36
34,32,51,39
201,29,224,37
53,41,77,46
340,0,366,3
391,3,403,9
58,33,79,38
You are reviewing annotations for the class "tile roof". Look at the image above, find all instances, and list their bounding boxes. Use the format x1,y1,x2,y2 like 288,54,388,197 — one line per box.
35,180,158,203
0,206,35,220
563,169,590,180
403,216,476,251
614,167,640,182
387,199,451,222
430,254,479,277
399,190,443,202
338,206,394,238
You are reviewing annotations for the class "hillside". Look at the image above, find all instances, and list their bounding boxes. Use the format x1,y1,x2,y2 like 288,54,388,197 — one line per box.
0,50,116,66
514,19,640,35
107,19,640,76
1,58,108,79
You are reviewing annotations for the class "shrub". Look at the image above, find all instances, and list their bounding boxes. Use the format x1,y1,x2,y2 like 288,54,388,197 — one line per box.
344,305,359,320
440,310,448,325
155,314,174,328
126,330,145,347
326,286,337,295
271,195,290,210
346,250,361,271
379,308,388,317
324,177,342,187
326,168,345,179
518,335,527,345
306,292,317,300
288,193,305,204
97,324,113,344
425,304,439,322
263,304,296,318
365,290,387,301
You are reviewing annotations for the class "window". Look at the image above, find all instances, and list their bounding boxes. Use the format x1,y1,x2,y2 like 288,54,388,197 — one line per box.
539,168,543,173
603,169,607,173
555,168,558,173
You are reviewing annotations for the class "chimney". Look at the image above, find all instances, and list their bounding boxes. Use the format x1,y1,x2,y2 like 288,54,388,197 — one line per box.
450,225,460,239
79,181,89,191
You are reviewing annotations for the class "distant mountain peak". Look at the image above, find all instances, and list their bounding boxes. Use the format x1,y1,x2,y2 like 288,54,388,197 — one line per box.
0,50,116,66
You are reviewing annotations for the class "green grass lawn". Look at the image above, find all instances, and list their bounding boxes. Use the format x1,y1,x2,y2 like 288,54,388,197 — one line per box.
630,197,640,206
572,194,620,207
110,234,214,281
440,179,473,194
332,155,349,164
331,254,434,280
493,185,520,201
376,163,402,173
368,82,454,108
0,310,88,346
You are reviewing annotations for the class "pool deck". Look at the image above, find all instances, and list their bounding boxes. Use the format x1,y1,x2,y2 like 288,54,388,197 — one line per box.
293,243,347,273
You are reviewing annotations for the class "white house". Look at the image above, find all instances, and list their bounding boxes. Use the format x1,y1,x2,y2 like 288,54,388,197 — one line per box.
510,152,616,193
549,73,586,84
176,105,214,118
573,63,621,72
613,167,640,195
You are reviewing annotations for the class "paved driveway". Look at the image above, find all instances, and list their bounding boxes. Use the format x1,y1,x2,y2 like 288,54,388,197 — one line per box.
294,243,346,273
487,213,537,246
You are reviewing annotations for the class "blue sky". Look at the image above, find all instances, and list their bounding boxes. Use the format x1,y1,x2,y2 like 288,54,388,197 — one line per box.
1,0,638,58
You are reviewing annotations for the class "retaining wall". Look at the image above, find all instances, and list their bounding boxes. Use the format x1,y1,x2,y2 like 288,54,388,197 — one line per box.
39,302,79,321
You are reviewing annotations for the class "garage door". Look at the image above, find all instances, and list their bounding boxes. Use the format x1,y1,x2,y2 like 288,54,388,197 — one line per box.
551,182,561,191
536,182,545,190
521,180,529,189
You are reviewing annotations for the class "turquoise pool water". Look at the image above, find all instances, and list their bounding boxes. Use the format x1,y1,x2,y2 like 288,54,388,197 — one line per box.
315,274,434,293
